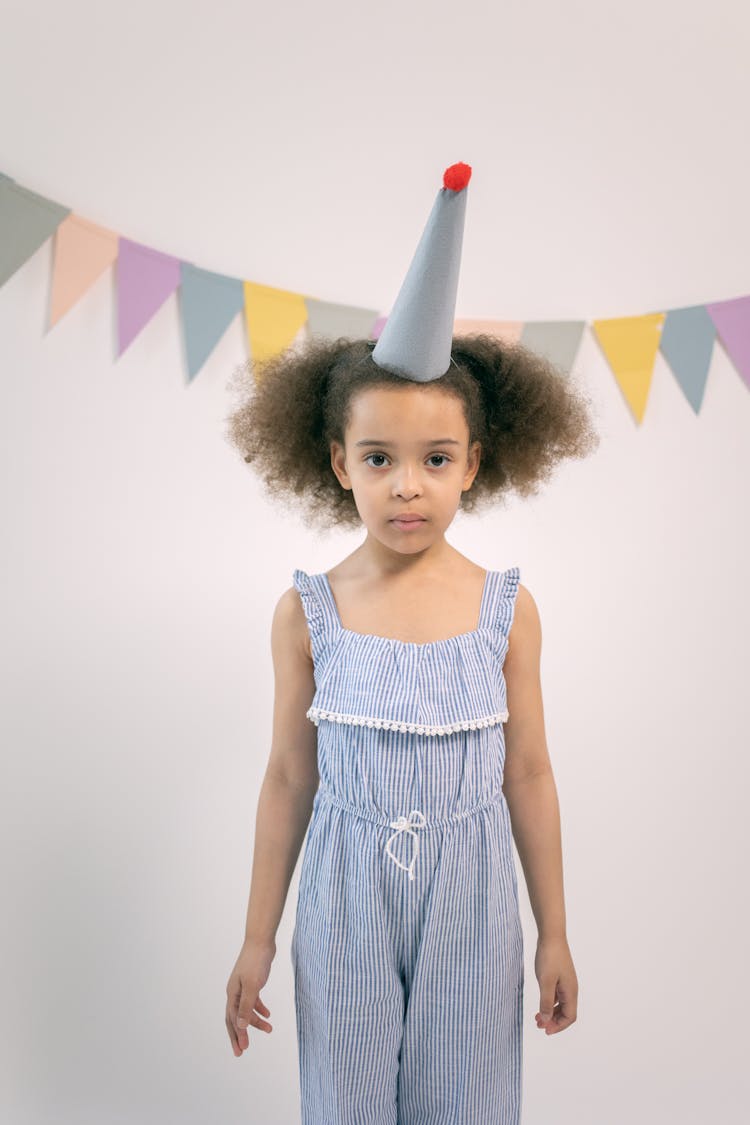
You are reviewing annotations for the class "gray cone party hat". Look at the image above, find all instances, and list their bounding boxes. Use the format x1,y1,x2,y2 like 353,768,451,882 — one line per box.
372,161,472,382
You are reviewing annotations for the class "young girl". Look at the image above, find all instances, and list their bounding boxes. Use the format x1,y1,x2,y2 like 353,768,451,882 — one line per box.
224,165,598,1123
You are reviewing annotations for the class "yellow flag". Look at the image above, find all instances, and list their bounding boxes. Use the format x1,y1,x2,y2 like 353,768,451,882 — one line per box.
591,313,665,425
244,281,308,369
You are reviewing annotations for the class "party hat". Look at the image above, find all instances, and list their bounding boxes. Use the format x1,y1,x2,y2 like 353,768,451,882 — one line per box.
372,161,472,382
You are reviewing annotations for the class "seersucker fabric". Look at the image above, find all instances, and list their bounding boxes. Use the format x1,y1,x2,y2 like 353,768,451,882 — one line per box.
290,566,524,1124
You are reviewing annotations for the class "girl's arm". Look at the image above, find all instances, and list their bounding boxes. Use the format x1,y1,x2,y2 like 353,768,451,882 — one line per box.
226,587,319,1056
502,584,579,1035
243,585,320,947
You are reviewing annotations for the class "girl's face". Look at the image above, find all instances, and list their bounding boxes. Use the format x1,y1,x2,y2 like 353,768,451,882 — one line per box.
330,384,481,552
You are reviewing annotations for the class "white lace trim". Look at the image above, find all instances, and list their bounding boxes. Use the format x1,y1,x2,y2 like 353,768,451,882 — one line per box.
306,705,509,736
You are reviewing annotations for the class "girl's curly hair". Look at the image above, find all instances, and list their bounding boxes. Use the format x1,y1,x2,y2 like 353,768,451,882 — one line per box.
224,334,600,531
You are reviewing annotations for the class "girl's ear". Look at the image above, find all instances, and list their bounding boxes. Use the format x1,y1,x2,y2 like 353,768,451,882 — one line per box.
465,441,482,485
330,441,352,491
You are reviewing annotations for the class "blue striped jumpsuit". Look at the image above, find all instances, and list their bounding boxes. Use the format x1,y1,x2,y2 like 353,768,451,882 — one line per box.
290,566,524,1125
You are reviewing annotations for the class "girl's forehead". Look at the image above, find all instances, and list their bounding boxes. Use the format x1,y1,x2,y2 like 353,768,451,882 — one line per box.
345,386,468,443
350,383,463,419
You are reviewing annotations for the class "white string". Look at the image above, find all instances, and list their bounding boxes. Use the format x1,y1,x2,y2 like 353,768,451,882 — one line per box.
384,810,427,882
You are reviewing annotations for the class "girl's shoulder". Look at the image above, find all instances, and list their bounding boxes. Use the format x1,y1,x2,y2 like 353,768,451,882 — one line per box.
504,577,543,664
272,579,317,661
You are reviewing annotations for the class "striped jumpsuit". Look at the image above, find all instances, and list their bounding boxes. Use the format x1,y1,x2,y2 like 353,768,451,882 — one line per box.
290,566,524,1125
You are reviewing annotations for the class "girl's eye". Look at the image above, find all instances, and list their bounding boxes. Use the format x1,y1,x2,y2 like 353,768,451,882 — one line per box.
364,453,451,469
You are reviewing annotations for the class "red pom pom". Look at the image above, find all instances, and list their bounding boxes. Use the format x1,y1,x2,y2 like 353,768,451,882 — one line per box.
443,162,472,192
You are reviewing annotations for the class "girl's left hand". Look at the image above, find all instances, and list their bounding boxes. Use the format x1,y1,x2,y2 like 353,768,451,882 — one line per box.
534,934,578,1035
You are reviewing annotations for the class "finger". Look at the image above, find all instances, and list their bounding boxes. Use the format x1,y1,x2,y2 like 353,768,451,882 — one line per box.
227,984,251,1049
543,977,577,1033
547,998,577,1033
536,978,558,1025
539,1000,576,1034
226,1011,242,1055
227,979,243,1022
237,993,273,1035
226,983,245,1053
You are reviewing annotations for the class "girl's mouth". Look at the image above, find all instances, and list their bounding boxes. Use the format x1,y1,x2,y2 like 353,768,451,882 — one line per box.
391,518,426,531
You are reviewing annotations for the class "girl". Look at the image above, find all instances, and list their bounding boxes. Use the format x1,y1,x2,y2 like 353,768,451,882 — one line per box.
224,165,598,1123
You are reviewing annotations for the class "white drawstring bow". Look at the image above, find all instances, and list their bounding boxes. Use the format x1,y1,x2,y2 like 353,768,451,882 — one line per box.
385,810,427,881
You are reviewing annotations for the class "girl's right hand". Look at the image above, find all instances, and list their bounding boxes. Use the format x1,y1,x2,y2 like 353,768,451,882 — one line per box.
225,937,276,1056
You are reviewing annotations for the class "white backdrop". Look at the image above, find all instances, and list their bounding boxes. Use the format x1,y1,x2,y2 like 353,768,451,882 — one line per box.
2,1,749,1122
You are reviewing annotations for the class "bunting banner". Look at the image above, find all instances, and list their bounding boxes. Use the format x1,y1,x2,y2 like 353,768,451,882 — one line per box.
1,170,748,426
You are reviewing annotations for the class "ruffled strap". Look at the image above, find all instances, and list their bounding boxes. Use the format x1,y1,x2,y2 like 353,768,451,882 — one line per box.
292,568,331,671
494,565,521,646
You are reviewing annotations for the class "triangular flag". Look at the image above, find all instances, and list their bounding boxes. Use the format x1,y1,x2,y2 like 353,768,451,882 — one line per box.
304,297,380,341
705,295,750,391
591,313,665,425
179,263,244,381
116,238,182,357
453,318,523,343
659,305,716,414
0,176,70,288
520,320,587,374
49,214,119,327
244,281,308,369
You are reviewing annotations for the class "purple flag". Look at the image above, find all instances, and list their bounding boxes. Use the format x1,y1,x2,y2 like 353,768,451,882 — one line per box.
116,237,182,356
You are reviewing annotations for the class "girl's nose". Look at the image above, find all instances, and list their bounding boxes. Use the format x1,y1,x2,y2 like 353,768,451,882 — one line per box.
395,479,421,500
394,465,422,493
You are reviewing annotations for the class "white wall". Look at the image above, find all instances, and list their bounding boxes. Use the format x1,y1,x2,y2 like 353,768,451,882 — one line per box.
2,1,748,1122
